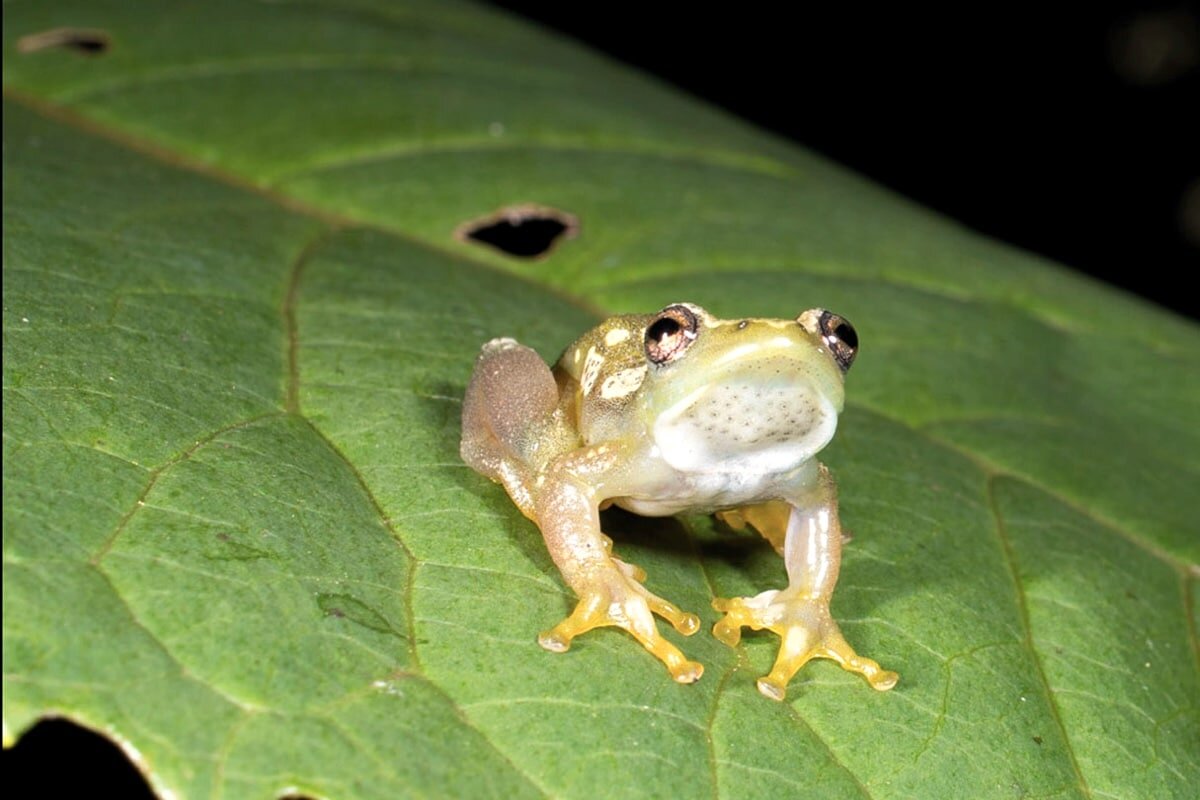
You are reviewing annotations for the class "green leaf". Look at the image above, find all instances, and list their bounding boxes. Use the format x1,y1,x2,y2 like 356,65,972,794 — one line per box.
4,1,1197,798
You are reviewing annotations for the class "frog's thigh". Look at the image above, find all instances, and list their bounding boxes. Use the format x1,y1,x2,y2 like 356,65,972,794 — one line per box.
716,500,792,555
458,338,556,470
460,338,558,514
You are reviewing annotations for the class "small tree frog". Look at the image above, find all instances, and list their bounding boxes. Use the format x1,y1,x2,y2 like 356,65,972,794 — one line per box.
460,303,897,700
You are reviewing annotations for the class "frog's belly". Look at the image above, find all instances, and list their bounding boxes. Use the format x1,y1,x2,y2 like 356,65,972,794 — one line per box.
613,462,815,517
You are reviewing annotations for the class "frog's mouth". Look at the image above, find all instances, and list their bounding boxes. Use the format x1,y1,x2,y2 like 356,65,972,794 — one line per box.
650,351,840,475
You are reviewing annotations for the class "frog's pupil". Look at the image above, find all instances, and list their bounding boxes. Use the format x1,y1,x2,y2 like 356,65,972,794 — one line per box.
648,317,682,344
834,322,857,350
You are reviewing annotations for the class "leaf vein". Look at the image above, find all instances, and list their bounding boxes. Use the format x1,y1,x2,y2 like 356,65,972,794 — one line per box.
89,412,285,565
292,417,422,672
987,475,1093,798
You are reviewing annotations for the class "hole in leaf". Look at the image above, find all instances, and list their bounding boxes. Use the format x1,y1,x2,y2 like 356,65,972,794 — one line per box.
3,718,154,798
17,28,111,56
455,204,579,259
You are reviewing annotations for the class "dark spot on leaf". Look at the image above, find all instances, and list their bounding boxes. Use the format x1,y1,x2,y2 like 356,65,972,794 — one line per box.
205,535,270,561
4,718,153,799
316,593,406,638
1033,735,1043,745
455,203,578,258
17,28,111,56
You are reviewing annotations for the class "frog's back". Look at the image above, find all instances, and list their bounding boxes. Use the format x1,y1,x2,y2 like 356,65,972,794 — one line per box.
553,314,656,446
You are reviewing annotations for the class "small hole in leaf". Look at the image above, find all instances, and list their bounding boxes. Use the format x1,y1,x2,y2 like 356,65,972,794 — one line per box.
17,28,111,56
4,718,154,798
455,204,578,259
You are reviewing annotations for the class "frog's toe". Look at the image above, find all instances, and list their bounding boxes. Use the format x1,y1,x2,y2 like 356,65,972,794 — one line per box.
820,632,899,691
651,596,701,636
711,598,746,646
611,557,698,635
668,657,704,684
537,587,607,653
633,581,697,635
612,555,648,583
756,676,789,702
537,629,572,653
756,624,822,701
711,591,779,647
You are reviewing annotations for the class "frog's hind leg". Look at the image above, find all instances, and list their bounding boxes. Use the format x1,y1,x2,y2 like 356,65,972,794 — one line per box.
460,338,559,518
716,500,792,555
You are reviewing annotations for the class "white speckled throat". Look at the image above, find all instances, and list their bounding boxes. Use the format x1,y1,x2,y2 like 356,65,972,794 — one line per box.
650,341,842,475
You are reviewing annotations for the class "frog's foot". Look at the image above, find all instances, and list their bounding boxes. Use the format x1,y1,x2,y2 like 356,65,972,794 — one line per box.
712,591,898,700
538,566,703,683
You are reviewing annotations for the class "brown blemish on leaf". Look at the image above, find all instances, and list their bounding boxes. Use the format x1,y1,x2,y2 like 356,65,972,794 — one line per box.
17,28,111,56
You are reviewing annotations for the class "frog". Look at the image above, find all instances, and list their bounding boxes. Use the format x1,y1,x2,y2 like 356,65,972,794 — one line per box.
460,302,898,700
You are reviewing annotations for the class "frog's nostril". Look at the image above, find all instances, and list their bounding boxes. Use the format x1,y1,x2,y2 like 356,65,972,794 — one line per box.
455,203,579,259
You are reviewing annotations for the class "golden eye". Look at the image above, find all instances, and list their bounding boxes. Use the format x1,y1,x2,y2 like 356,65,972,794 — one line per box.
817,311,858,372
645,305,699,365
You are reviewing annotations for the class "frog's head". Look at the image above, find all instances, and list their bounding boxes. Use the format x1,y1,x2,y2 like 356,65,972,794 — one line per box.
639,302,858,474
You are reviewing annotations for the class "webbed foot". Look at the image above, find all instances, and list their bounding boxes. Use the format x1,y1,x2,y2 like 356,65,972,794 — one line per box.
538,565,703,683
712,591,897,700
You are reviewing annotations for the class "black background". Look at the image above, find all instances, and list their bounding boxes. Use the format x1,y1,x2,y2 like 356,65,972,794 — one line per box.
488,1,1199,320
3,2,1196,796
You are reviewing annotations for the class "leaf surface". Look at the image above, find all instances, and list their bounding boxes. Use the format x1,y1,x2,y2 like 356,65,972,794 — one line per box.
4,2,1197,798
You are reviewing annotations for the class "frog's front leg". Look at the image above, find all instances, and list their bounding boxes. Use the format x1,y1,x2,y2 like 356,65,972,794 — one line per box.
533,447,704,684
713,464,898,700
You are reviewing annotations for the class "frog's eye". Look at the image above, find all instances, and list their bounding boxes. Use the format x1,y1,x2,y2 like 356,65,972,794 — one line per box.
817,311,858,372
645,305,699,365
